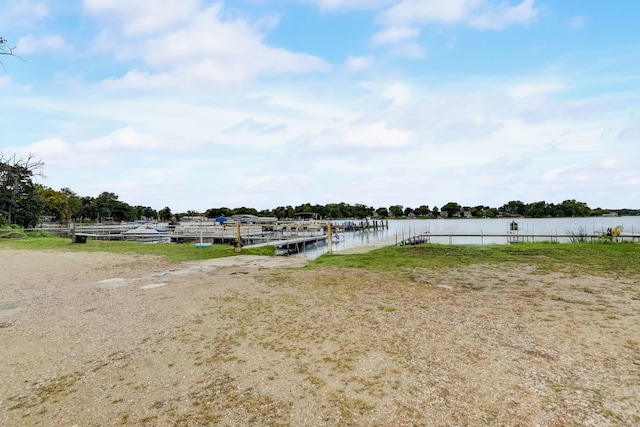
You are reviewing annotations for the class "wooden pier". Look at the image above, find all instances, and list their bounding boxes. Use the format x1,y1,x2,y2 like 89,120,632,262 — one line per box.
331,220,388,232
244,235,329,255
396,232,640,246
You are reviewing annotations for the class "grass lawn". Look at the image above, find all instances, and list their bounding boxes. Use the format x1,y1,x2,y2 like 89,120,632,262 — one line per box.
309,242,640,278
0,233,275,262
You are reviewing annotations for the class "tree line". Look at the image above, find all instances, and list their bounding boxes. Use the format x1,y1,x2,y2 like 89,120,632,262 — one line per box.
1,153,637,228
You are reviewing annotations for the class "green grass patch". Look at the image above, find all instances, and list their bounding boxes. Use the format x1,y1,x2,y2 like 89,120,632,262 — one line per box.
308,243,640,278
0,235,275,262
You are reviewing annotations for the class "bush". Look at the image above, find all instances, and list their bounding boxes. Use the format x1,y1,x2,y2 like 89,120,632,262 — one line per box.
566,225,589,243
0,226,25,239
25,230,54,238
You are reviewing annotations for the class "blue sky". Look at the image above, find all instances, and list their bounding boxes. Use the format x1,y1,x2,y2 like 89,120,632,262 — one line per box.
1,0,639,212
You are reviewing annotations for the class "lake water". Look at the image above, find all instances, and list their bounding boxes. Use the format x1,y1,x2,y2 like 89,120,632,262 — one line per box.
294,216,640,260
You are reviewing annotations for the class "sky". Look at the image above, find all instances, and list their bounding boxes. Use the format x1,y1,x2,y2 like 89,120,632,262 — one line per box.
1,0,639,212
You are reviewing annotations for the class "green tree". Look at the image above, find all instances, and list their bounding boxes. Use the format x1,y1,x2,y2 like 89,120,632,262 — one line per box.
389,205,404,217
353,203,371,218
60,187,82,221
484,207,499,218
295,203,313,213
326,203,343,218
272,206,287,219
38,186,71,224
158,206,173,221
500,200,525,216
525,201,548,218
134,205,157,220
416,205,430,217
91,191,136,222
375,207,389,217
0,152,45,227
93,192,119,221
558,199,591,217
78,196,97,222
232,206,258,215
470,205,487,217
441,202,462,218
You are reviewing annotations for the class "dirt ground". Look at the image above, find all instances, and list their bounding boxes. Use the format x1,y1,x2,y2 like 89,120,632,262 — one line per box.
1,249,639,426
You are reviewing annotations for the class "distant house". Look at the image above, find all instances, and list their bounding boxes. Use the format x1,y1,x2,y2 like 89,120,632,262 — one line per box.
602,212,618,217
39,215,56,224
463,209,472,219
443,210,461,218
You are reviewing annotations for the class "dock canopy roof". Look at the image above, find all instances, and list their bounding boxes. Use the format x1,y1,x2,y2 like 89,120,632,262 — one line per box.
292,212,322,221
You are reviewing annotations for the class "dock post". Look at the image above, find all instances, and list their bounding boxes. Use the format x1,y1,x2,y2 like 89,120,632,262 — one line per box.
327,222,333,254
234,222,242,253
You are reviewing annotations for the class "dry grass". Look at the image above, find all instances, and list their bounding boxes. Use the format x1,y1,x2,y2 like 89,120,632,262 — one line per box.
1,250,639,426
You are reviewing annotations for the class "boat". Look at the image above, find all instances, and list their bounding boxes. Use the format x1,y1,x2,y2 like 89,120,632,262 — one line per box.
122,226,171,243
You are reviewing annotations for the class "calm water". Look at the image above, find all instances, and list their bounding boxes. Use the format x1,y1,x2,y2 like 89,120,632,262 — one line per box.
294,217,640,260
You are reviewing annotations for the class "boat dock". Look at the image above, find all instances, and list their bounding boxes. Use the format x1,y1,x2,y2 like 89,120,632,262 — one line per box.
396,231,640,245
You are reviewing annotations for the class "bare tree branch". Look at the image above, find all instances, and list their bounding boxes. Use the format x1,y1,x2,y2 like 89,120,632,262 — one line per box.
0,37,24,70
0,152,46,179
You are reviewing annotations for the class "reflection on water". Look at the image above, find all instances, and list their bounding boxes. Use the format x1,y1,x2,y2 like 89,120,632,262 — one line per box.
292,217,640,260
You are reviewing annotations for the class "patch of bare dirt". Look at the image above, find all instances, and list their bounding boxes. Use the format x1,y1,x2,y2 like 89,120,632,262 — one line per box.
1,250,638,426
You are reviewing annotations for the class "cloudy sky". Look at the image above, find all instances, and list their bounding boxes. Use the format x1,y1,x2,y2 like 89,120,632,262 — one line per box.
1,0,639,212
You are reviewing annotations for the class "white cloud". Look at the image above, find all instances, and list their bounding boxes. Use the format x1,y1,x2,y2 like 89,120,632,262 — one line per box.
223,118,288,135
380,0,538,30
364,81,414,105
508,80,565,98
0,1,49,29
83,0,200,36
345,55,373,72
345,122,410,148
16,34,66,54
390,42,426,58
78,127,159,151
90,2,330,88
302,0,397,11
15,127,159,170
372,26,420,45
618,119,640,141
19,137,73,166
467,0,537,30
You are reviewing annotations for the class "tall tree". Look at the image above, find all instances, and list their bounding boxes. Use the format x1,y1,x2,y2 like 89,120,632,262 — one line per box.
38,186,71,224
416,205,430,216
500,200,525,216
60,187,83,221
441,202,462,217
158,206,173,221
375,207,389,217
0,153,45,227
389,205,404,217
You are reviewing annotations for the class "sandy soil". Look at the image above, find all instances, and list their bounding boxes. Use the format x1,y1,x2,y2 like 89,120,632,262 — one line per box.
1,249,639,426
